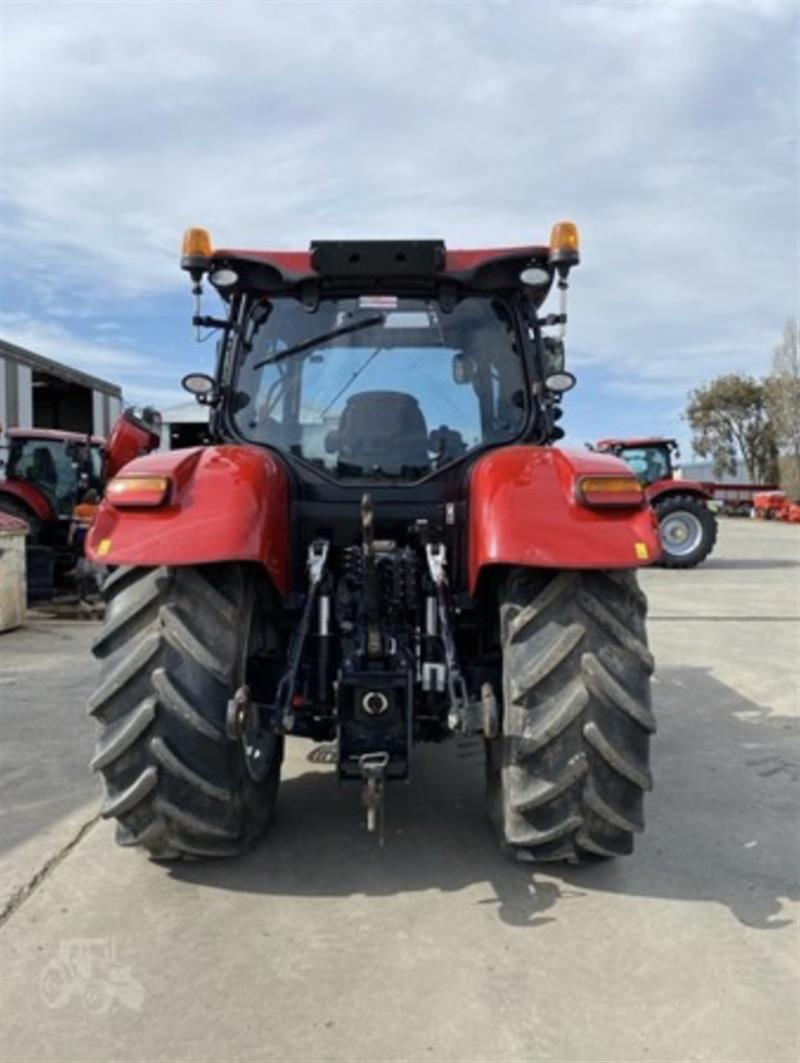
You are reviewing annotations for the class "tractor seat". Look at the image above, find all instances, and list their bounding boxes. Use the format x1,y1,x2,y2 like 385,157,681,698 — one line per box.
326,391,430,475
29,447,57,487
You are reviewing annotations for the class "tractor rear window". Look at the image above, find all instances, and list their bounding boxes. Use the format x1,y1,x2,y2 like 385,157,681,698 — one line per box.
231,296,527,481
7,438,80,516
617,447,670,485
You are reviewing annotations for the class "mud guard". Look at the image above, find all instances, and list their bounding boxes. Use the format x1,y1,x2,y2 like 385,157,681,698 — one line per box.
0,481,55,522
104,408,162,479
468,446,661,593
86,445,291,594
645,481,713,505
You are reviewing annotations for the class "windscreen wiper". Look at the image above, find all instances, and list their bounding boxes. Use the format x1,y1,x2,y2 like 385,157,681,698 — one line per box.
252,314,385,369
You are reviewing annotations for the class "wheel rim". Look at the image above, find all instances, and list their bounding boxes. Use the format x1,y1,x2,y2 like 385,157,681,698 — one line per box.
242,726,278,784
660,511,704,557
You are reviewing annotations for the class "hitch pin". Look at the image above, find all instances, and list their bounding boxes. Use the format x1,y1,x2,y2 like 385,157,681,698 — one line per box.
359,752,390,846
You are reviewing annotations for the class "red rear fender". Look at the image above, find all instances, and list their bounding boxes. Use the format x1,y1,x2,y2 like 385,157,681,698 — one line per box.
86,445,291,594
645,480,713,503
468,446,661,593
105,409,161,479
0,481,55,522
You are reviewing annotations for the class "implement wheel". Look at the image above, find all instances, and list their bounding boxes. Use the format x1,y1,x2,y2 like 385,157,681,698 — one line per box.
487,568,655,863
89,564,282,859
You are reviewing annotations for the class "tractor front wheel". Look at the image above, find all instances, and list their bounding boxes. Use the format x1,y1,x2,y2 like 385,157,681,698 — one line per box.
488,568,656,863
89,563,282,859
654,493,717,568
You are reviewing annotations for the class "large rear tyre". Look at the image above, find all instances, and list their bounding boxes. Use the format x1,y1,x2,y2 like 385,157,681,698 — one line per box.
89,564,282,859
654,493,717,568
488,568,656,863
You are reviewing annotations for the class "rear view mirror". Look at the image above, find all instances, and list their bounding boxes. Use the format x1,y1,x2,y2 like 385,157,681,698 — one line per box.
182,373,216,403
452,352,477,385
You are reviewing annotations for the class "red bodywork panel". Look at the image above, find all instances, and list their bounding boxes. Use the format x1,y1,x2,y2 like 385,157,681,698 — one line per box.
468,447,662,593
0,480,55,521
214,245,549,280
645,479,713,504
105,411,161,479
86,445,291,595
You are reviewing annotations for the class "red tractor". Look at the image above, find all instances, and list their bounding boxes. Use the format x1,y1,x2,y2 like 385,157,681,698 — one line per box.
0,414,161,590
87,223,661,865
594,437,718,568
0,428,105,542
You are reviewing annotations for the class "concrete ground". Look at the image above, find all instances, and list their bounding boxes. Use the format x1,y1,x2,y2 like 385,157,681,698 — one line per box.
0,616,101,916
0,519,798,1063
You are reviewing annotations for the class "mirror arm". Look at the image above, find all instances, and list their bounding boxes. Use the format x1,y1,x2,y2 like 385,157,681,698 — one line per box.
192,315,231,330
195,387,223,408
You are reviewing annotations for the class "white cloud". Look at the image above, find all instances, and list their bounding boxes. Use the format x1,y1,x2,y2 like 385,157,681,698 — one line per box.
1,313,146,372
0,0,797,411
0,313,185,407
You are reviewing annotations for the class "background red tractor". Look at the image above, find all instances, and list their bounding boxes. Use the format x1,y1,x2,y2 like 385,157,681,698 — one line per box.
0,411,160,594
0,428,105,541
87,223,662,866
594,437,718,567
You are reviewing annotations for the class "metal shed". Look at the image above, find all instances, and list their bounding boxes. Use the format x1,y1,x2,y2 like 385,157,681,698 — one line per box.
0,338,123,441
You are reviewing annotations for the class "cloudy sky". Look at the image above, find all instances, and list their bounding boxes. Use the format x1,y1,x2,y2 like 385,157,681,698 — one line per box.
1,0,797,449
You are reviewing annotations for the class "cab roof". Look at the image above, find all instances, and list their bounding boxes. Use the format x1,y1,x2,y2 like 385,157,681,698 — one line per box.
207,241,554,304
596,437,677,450
8,427,105,446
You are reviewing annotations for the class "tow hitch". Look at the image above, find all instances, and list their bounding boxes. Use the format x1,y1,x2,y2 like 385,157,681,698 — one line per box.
359,751,390,844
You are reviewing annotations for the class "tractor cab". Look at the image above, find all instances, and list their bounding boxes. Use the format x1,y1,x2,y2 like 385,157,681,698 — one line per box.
229,293,527,483
594,437,679,488
0,429,105,529
180,234,580,488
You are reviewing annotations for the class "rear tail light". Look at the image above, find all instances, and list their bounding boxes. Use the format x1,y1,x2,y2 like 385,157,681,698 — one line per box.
577,475,644,509
106,476,170,507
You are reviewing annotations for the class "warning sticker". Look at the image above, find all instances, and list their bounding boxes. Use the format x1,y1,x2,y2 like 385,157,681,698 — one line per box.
634,542,649,560
97,538,112,557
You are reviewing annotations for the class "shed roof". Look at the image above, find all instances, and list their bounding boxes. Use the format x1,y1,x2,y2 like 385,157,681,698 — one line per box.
0,339,122,397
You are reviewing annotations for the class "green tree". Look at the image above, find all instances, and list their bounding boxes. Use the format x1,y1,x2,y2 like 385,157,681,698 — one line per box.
686,373,779,483
765,319,800,498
